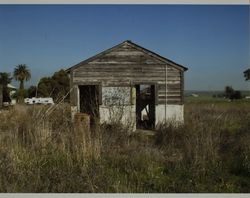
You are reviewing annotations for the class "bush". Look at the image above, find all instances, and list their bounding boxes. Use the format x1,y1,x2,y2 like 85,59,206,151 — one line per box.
224,86,243,100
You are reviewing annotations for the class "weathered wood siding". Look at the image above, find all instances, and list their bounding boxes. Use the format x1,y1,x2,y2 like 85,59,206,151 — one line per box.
158,66,183,105
71,42,184,105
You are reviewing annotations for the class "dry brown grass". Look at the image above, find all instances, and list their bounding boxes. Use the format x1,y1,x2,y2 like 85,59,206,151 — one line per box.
0,101,249,192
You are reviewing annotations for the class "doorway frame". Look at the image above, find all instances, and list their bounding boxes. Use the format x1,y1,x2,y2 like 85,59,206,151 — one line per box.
133,82,158,130
76,82,102,116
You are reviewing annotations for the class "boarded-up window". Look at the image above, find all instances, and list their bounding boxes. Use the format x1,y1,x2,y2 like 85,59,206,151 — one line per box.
102,87,131,106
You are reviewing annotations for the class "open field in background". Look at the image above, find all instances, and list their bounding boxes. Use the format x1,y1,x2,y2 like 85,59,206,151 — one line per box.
185,90,250,102
185,96,250,104
0,100,249,193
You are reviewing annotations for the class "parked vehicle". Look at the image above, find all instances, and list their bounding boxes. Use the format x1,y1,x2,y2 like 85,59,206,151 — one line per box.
24,97,54,105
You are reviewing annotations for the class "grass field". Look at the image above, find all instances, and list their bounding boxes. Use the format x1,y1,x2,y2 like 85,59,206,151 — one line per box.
0,99,249,193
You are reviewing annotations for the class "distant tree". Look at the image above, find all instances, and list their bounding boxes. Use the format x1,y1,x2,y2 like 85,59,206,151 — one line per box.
14,89,28,99
224,86,234,99
37,69,69,102
13,64,31,103
0,72,12,102
244,69,250,81
27,85,37,98
224,86,242,100
38,77,54,97
51,69,70,101
232,90,242,100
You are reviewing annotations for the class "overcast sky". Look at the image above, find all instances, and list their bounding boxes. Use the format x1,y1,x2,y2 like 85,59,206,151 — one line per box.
0,5,249,90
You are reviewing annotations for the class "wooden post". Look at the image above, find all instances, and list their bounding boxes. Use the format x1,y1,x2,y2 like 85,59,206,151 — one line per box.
73,113,91,156
74,113,91,133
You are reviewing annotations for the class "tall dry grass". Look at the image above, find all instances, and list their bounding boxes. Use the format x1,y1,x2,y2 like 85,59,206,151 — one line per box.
0,101,249,192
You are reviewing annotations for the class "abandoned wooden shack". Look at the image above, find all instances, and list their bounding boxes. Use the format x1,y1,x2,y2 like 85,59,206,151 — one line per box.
66,40,188,130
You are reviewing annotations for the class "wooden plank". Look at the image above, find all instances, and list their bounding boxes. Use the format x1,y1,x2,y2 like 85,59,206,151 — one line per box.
167,84,181,88
167,89,181,93
74,74,166,79
158,90,166,94
159,99,185,105
108,51,144,56
76,64,165,69
102,82,131,86
87,61,162,65
158,91,181,96
167,101,182,105
73,76,165,82
167,98,181,101
158,84,166,89
95,55,158,63
167,74,181,78
167,66,179,71
167,77,181,81
167,81,181,85
159,95,181,99
167,94,181,97
75,67,165,73
74,69,165,75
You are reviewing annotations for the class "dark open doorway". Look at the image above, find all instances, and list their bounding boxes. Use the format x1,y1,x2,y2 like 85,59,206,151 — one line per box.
135,84,156,130
79,85,100,125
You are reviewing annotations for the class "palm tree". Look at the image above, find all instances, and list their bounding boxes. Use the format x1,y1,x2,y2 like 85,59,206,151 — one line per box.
13,64,31,103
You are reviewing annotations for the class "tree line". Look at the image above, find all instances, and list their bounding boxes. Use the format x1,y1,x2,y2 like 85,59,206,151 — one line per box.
0,64,69,104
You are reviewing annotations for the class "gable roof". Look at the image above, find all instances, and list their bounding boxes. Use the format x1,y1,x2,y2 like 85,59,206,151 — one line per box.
66,40,188,72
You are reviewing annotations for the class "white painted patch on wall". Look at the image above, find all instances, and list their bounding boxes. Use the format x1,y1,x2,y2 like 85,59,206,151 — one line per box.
155,104,184,127
71,106,78,121
100,86,136,131
99,105,136,131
